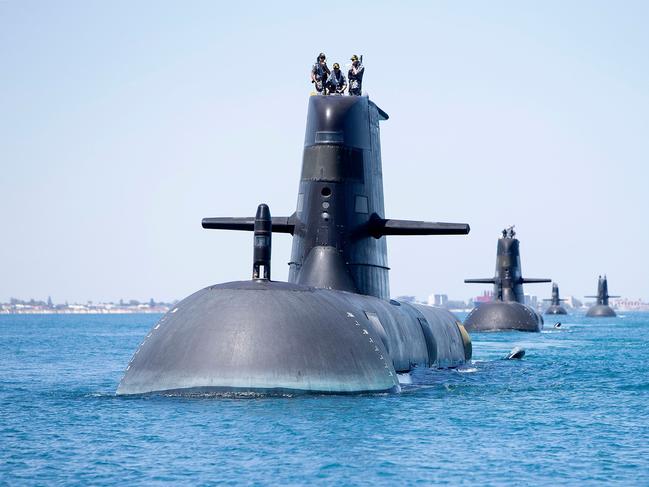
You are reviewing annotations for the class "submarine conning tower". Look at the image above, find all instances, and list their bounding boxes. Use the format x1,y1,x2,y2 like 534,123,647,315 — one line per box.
465,228,551,304
201,95,469,299
585,275,619,317
550,282,561,305
287,96,468,298
593,275,615,306
493,236,525,303
288,95,390,298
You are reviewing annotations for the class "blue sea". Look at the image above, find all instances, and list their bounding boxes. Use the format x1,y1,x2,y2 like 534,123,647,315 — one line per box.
1,312,648,485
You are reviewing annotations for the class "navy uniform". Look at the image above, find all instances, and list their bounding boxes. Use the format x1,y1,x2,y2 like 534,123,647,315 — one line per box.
348,54,364,96
326,63,347,94
311,52,331,94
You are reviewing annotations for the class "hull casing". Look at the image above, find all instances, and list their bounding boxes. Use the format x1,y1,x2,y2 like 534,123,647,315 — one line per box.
464,301,543,332
545,305,567,315
117,281,471,395
586,304,616,317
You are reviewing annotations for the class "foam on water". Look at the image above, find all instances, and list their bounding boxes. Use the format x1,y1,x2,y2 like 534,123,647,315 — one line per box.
397,372,413,384
2,313,649,485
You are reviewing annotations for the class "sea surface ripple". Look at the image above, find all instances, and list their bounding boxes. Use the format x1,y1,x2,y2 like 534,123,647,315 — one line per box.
1,313,648,485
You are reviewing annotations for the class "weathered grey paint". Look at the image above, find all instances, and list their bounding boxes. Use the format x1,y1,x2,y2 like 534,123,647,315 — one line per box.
117,281,470,395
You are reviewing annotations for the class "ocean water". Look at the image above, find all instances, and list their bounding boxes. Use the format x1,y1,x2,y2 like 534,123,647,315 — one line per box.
1,312,648,485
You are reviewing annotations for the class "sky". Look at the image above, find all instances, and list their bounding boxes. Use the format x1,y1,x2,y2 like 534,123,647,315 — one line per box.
1,1,648,304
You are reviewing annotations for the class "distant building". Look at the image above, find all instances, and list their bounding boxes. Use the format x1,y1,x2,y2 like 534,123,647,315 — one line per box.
474,290,493,304
446,300,469,310
426,294,468,310
564,296,582,309
524,294,538,309
612,298,649,311
0,296,176,314
427,294,448,307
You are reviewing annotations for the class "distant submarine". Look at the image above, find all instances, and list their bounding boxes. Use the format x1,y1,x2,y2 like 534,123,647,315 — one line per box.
117,95,473,395
463,227,551,332
585,275,618,317
544,282,568,315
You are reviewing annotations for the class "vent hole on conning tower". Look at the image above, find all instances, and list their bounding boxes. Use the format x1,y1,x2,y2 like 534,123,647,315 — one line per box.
321,187,332,197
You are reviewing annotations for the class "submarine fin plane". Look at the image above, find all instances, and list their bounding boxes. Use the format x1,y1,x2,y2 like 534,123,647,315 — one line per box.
202,215,296,234
520,278,552,284
464,278,497,284
368,217,470,238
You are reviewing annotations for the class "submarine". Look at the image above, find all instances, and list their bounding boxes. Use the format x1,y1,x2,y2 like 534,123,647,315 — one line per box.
544,282,568,315
117,95,473,395
585,275,618,317
463,227,551,332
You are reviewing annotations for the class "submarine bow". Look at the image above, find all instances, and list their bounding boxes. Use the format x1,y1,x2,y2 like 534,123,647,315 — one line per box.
118,95,471,395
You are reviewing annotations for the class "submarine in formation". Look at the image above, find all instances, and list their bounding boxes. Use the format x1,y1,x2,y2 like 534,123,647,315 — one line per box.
585,275,618,317
544,283,568,315
117,95,473,395
463,227,551,332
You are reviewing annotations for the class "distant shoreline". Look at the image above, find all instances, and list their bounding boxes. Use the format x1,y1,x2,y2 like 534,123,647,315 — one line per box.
0,309,169,315
4,308,649,316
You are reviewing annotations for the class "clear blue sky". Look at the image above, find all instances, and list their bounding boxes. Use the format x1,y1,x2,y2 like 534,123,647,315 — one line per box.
1,1,648,303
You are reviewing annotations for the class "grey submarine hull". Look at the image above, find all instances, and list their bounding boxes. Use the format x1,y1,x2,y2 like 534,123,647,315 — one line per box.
117,280,471,395
463,301,543,332
545,305,567,315
585,304,616,317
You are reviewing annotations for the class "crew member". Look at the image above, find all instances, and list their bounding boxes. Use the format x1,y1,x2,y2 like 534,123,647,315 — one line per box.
326,63,347,95
311,52,330,94
348,54,364,96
